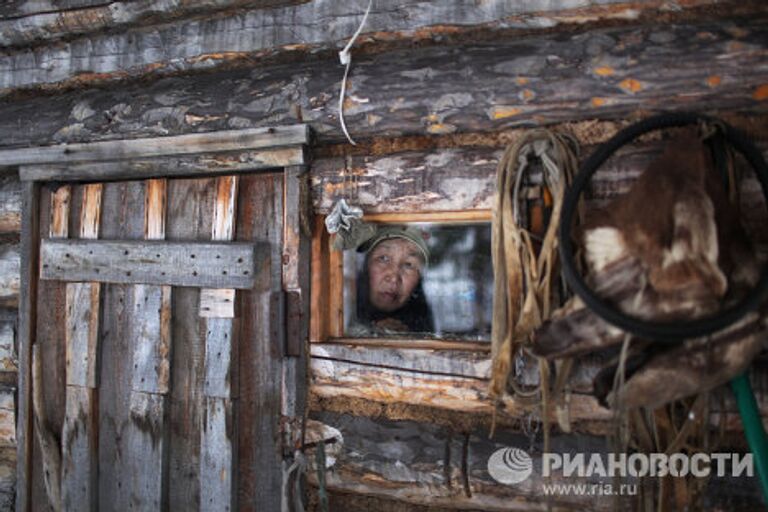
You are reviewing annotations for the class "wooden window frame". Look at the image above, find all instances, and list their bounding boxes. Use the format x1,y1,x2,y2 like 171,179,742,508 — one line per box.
310,209,493,351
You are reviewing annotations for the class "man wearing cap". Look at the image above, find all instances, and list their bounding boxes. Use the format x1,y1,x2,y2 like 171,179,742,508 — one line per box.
354,225,435,333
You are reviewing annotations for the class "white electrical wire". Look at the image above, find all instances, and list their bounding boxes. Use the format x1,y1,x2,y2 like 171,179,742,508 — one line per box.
338,0,373,146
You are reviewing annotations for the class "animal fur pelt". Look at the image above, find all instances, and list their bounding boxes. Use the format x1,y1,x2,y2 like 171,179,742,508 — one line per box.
532,128,763,410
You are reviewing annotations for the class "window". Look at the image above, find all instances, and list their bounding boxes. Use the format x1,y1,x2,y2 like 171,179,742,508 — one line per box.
311,211,493,345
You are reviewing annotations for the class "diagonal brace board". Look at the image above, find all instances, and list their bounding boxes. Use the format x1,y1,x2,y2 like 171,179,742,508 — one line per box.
40,239,257,289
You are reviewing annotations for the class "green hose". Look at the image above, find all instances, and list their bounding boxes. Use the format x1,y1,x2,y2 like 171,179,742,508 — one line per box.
730,372,768,502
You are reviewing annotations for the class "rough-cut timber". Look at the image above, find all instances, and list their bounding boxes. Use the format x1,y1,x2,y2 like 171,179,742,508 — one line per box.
62,182,102,512
7,124,309,169
127,177,171,511
0,0,699,89
0,243,18,307
0,0,308,46
307,411,764,512
40,239,257,289
200,174,238,512
22,147,305,182
0,174,21,233
0,16,767,147
310,343,491,380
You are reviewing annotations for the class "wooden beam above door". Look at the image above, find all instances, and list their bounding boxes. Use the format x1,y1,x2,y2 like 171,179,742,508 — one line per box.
10,124,310,181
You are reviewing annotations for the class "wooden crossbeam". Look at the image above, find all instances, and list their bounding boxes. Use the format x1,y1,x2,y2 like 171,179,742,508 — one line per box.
40,239,256,289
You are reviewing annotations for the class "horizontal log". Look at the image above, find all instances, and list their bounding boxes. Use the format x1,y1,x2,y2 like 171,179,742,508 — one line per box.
0,0,724,90
0,0,306,45
0,174,20,233
20,146,305,182
311,136,768,235
305,411,619,511
1,16,768,147
5,124,308,170
310,357,613,429
306,410,765,511
40,239,258,289
0,321,18,372
311,343,491,379
0,242,18,307
0,389,14,447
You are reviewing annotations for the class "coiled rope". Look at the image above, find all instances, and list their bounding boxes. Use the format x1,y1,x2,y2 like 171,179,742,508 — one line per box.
490,129,582,442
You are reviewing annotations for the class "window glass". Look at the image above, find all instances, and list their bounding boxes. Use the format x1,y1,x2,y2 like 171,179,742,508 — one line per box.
343,222,493,341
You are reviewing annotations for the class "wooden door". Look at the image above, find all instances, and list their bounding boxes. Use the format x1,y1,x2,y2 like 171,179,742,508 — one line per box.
21,168,307,512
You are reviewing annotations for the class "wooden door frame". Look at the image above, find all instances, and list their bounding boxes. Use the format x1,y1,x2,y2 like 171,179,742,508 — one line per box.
4,124,311,512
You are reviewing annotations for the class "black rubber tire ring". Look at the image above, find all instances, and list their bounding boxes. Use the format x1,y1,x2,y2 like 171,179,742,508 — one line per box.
558,112,768,341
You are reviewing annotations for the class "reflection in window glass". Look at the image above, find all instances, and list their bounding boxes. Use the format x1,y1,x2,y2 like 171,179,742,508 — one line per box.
344,223,493,341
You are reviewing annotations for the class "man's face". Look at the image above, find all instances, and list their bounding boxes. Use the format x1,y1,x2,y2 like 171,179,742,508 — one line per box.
367,238,424,313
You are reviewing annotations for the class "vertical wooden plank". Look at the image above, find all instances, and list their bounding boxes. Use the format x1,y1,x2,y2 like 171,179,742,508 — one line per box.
61,183,102,512
29,186,66,512
64,282,100,387
281,165,310,453
61,386,97,512
127,391,166,511
328,241,344,338
97,181,146,512
167,178,216,511
16,181,39,512
49,186,71,239
128,178,170,511
310,215,329,342
237,173,283,512
200,175,238,512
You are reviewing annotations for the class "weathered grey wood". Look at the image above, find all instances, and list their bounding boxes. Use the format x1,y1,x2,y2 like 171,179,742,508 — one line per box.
0,0,306,45
0,242,19,307
0,1,112,19
131,284,172,394
21,147,306,182
61,386,97,512
15,181,38,512
200,397,236,512
0,322,15,372
96,180,145,512
237,173,284,510
61,182,101,512
310,357,613,429
40,239,256,289
310,344,492,380
0,174,21,233
203,318,235,400
64,282,100,387
0,389,15,447
199,288,235,318
127,391,167,511
199,175,238,317
1,16,767,146
0,0,730,92
166,177,216,511
199,175,238,511
312,139,768,220
4,125,309,169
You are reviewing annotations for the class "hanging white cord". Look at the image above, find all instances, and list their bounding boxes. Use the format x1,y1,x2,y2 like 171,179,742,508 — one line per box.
338,0,373,146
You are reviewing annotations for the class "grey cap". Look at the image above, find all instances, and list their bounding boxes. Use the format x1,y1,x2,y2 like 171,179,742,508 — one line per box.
357,225,430,265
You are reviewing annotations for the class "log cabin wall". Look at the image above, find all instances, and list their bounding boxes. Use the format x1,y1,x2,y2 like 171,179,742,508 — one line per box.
0,0,765,511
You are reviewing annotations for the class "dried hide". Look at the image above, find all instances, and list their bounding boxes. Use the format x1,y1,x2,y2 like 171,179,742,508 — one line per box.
533,128,764,409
